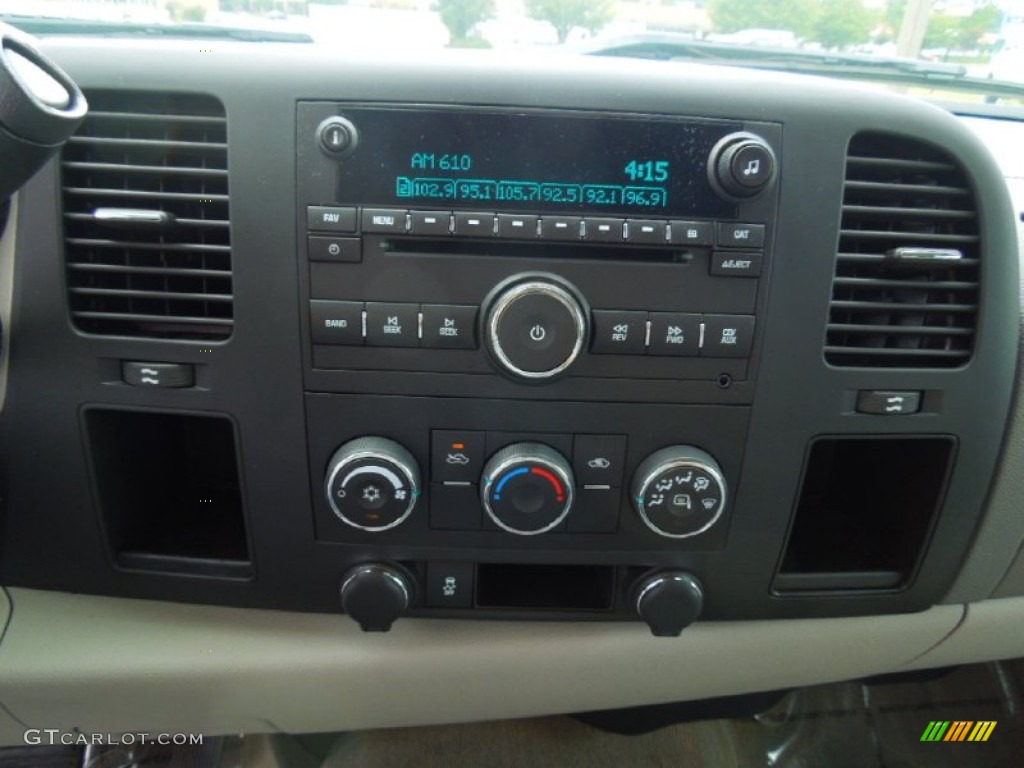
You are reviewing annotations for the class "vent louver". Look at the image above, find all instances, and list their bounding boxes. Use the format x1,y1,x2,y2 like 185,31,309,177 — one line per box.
825,133,979,368
62,92,232,340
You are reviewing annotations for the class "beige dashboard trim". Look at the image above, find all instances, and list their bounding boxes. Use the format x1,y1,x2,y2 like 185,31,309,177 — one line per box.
0,588,964,743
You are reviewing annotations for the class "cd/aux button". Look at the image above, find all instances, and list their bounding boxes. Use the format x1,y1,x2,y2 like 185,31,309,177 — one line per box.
702,315,755,357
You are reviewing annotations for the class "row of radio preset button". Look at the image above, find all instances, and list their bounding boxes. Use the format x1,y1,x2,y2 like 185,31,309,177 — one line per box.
310,301,477,348
308,205,765,249
592,310,755,358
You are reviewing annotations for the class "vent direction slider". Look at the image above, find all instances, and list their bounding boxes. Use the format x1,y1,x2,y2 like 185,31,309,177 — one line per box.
886,247,964,264
92,207,174,227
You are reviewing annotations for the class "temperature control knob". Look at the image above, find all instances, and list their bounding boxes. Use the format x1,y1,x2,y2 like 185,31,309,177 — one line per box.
708,132,776,200
325,437,421,531
632,446,727,539
481,442,574,535
483,275,588,381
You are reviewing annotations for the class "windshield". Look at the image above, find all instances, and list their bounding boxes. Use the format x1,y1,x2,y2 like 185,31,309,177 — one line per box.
2,0,1023,103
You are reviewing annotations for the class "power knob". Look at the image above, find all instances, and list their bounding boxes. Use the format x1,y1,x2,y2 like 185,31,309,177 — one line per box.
708,132,776,200
631,446,727,539
483,275,589,381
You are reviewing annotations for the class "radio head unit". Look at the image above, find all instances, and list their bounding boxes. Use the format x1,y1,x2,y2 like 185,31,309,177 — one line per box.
323,106,765,218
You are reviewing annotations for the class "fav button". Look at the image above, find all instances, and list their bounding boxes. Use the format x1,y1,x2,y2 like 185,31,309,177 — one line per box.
306,205,357,233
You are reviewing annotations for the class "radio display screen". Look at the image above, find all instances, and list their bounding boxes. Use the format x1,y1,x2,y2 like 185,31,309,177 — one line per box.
334,107,740,219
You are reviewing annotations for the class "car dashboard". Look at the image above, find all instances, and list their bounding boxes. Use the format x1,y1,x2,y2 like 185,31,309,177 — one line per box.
0,38,1023,739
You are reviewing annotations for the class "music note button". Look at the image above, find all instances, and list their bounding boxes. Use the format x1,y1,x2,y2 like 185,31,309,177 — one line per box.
728,142,774,190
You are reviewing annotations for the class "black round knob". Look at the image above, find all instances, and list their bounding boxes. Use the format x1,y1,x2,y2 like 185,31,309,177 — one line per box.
340,563,413,632
634,571,703,637
708,132,776,200
483,275,588,381
631,446,727,539
325,437,421,531
481,442,575,534
317,115,358,158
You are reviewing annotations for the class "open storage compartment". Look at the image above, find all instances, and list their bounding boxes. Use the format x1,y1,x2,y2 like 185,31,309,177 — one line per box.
84,407,252,578
476,563,615,611
774,436,955,593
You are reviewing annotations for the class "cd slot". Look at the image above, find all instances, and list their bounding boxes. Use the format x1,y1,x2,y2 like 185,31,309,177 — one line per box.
382,237,697,264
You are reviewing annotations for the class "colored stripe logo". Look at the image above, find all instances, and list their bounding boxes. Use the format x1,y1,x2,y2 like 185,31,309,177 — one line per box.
920,721,997,742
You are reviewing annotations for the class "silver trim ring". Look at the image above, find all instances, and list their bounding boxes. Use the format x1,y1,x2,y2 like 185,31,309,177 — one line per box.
487,280,586,380
326,449,419,532
341,564,410,608
635,459,727,539
482,453,575,536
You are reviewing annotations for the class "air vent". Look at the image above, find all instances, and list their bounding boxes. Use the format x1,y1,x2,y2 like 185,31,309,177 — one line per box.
825,133,980,367
62,92,232,340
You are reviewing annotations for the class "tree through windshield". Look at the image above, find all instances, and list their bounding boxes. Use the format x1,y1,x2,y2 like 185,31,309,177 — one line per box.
1,0,1022,90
